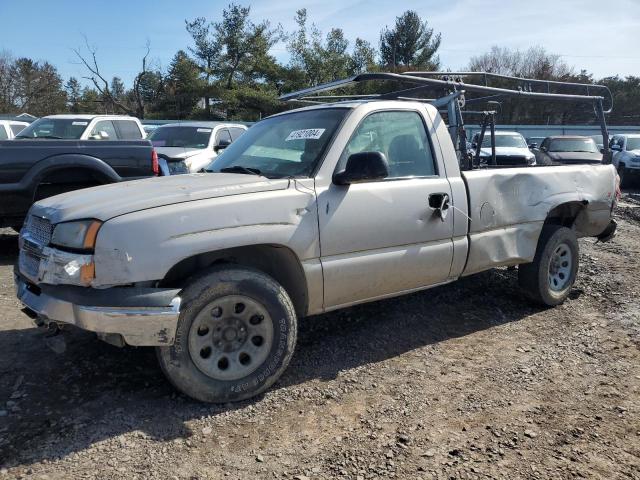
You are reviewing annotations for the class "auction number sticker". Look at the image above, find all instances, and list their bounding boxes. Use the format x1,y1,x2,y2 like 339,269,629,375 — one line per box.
72,121,88,126
197,128,212,133
285,128,325,141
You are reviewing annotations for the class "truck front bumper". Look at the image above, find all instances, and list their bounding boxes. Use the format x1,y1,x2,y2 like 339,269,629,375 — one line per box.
15,273,181,346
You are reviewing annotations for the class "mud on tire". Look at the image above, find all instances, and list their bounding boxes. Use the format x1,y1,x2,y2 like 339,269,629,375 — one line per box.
157,266,298,403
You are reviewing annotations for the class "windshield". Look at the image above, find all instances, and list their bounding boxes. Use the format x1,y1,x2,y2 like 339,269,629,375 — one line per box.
149,126,213,149
626,138,640,150
549,138,598,153
208,108,349,178
16,118,88,139
480,134,527,148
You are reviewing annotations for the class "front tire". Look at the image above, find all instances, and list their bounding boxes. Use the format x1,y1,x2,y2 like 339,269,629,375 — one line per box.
157,267,297,403
518,225,579,306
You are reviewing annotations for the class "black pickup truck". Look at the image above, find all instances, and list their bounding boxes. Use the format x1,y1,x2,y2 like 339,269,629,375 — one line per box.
0,140,157,229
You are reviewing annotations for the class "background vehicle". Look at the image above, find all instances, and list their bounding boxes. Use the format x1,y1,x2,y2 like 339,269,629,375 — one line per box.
590,134,605,151
0,120,29,139
0,139,157,229
526,136,545,149
15,115,145,141
470,131,536,166
534,136,603,165
149,122,248,173
15,92,617,403
610,134,640,187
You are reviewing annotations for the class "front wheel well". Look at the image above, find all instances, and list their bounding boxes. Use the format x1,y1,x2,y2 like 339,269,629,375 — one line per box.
160,244,309,318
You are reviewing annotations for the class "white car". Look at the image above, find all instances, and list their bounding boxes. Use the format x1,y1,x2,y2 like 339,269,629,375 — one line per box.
14,115,146,141
610,133,640,187
148,122,248,173
471,130,536,166
0,120,29,140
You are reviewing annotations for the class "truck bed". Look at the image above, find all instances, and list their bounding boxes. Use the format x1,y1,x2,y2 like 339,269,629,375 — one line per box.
0,139,155,227
460,164,617,275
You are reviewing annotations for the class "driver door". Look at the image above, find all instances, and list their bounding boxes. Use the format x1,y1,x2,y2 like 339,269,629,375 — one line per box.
318,110,455,309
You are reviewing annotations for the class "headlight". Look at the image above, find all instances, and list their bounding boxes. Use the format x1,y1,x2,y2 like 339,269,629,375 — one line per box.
51,220,102,250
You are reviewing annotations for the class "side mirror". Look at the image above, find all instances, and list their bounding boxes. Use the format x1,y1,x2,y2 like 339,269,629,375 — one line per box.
528,142,538,149
471,142,477,149
215,137,231,151
90,131,109,140
333,151,389,185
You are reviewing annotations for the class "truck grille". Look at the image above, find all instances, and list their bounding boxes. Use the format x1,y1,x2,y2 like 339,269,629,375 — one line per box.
19,250,40,280
23,215,52,246
18,215,52,282
495,155,528,166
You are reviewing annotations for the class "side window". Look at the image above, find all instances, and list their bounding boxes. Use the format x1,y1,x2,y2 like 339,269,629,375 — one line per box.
215,128,232,146
339,111,436,178
114,120,143,139
229,127,246,141
0,126,8,140
10,124,25,135
90,120,117,140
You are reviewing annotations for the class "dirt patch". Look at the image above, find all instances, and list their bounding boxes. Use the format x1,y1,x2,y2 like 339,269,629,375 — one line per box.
1,203,639,479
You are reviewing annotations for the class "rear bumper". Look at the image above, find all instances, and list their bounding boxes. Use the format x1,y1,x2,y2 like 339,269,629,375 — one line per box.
15,273,181,346
596,219,617,243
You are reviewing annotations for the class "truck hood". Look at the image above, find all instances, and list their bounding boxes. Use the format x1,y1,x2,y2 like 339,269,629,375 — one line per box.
154,146,205,160
479,146,532,157
31,173,290,224
548,151,602,163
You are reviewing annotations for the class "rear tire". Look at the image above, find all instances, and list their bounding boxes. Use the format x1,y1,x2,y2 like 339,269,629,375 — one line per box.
618,166,630,189
157,266,297,403
518,225,579,306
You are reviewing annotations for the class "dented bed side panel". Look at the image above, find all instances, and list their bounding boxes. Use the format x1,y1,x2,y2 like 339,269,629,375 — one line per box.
461,164,616,275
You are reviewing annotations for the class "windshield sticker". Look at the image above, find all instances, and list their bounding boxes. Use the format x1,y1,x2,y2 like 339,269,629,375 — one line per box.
197,128,212,133
72,121,88,126
285,128,325,141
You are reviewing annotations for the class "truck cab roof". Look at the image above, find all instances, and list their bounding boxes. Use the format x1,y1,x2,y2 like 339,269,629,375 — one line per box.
41,114,140,120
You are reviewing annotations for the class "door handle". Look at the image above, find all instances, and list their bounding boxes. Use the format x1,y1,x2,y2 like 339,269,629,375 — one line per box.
428,193,450,221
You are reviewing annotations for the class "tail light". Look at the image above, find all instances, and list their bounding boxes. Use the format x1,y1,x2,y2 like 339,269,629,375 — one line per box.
152,148,159,176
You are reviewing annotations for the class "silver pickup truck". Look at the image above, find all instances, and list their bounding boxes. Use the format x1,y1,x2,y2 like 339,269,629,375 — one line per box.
15,94,618,403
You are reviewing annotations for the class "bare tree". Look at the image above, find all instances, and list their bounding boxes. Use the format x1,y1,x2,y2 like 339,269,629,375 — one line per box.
73,36,155,118
468,45,573,79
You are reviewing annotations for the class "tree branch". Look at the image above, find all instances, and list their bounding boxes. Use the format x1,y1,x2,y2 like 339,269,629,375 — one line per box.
73,35,135,115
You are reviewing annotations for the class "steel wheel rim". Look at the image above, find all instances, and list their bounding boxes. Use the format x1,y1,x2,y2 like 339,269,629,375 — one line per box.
548,242,573,291
188,295,274,381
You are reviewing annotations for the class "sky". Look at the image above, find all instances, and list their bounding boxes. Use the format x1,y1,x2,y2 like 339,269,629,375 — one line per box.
1,0,639,87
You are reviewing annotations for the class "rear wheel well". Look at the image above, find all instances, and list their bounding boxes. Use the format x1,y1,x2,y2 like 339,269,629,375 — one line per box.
544,201,587,229
161,244,309,318
33,168,111,201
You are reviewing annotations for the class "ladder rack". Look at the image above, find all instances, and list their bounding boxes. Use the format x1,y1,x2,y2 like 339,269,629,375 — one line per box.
279,72,613,169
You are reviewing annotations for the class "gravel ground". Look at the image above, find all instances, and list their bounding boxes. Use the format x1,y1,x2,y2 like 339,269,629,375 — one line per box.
0,193,639,480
